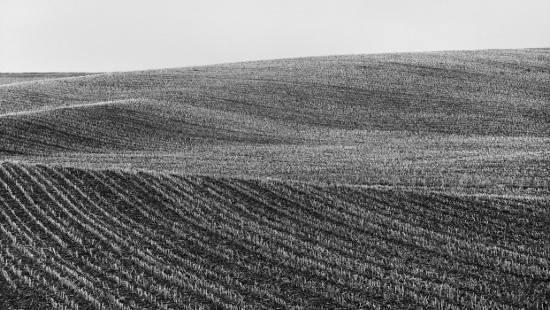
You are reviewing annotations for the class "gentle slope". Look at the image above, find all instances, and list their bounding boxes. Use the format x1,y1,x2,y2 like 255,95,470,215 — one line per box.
1,49,549,193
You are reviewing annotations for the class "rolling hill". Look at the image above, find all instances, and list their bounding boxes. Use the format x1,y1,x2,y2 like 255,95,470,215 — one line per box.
1,49,550,309
0,72,96,86
1,49,549,141
1,49,549,194
1,162,548,309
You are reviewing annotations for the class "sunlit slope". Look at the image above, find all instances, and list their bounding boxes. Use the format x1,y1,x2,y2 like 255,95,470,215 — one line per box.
0,162,548,309
1,49,549,144
0,72,97,86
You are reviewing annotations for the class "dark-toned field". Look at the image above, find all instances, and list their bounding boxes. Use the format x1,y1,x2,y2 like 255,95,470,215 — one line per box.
1,49,549,309
1,163,548,309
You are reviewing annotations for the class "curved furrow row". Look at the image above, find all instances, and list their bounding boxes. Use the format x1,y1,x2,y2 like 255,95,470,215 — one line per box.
334,187,549,259
209,179,514,308
0,165,70,248
163,176,483,309
3,165,158,309
134,173,294,309
155,176,548,308
102,171,268,309
26,166,174,309
0,162,548,309
282,180,548,278
84,171,242,308
307,186,549,307
305,184,549,274
109,170,303,309
134,172,345,309
125,173,386,308
165,176,392,309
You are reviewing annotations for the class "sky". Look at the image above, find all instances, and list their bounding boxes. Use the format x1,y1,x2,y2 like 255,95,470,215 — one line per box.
1,0,550,72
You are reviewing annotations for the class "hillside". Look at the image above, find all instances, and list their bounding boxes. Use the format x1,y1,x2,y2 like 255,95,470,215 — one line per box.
1,162,549,309
0,98,302,155
1,49,549,140
0,73,96,86
1,49,549,194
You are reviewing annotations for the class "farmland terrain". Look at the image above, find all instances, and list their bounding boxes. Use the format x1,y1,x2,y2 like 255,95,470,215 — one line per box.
1,49,549,194
1,49,550,309
0,162,549,309
0,73,97,86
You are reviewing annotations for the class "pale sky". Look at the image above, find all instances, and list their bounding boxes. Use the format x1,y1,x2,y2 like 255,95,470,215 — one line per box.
1,0,549,72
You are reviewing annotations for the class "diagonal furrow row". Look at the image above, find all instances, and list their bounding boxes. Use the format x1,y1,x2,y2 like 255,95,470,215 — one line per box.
125,171,302,309
283,181,549,280
334,187,549,260
1,162,548,309
212,179,516,309
0,164,69,248
168,177,470,308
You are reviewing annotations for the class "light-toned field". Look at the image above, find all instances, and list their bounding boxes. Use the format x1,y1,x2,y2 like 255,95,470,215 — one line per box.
0,72,96,86
1,49,549,195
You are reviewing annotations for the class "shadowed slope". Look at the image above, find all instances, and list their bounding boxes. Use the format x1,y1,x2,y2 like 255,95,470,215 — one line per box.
0,99,305,154
0,162,548,309
1,49,549,140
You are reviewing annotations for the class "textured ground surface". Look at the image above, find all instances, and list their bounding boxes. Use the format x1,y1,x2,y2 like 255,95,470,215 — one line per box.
1,49,549,194
0,162,549,309
1,50,549,309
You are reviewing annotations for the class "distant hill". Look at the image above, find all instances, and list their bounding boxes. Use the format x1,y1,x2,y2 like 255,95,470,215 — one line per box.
0,72,97,86
1,49,549,193
1,50,549,150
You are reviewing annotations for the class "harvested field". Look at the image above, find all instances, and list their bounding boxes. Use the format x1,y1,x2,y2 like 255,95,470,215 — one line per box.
1,49,549,195
0,73,96,86
1,49,549,309
0,162,548,309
